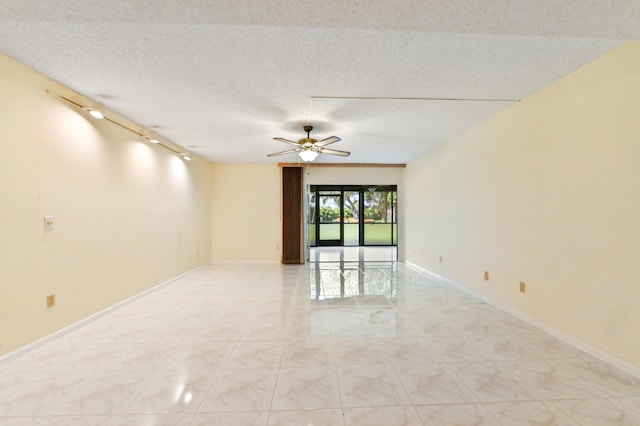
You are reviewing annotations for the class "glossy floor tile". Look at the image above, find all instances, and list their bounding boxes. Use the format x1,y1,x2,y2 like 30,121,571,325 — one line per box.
1,257,639,425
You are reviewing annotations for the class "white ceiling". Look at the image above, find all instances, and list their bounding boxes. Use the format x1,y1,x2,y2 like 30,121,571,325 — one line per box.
0,1,637,164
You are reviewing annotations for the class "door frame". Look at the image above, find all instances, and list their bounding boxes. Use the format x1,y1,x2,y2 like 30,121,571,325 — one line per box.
315,190,344,246
309,184,398,248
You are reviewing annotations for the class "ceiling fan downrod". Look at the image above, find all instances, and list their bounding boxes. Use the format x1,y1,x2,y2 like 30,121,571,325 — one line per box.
303,125,313,138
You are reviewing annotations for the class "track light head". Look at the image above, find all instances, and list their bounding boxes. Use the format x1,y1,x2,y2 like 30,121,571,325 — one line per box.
86,101,104,119
147,131,160,144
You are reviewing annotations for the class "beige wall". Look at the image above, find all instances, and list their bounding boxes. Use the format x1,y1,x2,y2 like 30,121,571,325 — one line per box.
210,163,281,262
0,53,212,356
209,164,405,263
404,41,640,370
304,165,404,187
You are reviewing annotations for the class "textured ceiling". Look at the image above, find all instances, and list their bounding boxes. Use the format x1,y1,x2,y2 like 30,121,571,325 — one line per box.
0,1,637,164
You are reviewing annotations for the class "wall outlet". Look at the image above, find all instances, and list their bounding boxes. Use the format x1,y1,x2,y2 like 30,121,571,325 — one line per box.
46,294,55,308
520,281,526,293
439,255,443,262
484,271,490,281
44,216,55,230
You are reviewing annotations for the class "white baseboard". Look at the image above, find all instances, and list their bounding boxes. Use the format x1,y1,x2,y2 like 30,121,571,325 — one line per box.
404,261,640,380
0,263,207,365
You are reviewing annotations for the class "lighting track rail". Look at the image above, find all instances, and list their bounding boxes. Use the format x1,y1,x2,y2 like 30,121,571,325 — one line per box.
304,94,520,130
310,95,520,103
59,95,191,160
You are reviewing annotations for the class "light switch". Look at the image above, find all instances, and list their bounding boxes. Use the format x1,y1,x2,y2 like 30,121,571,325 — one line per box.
44,216,55,230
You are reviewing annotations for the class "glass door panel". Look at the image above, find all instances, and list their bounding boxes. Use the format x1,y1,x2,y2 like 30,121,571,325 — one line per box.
343,191,360,246
363,190,395,245
308,191,316,246
391,191,398,245
317,191,342,246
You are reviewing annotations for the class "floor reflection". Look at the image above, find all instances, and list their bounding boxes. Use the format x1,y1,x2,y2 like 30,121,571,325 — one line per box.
308,256,399,337
309,260,397,302
309,246,397,262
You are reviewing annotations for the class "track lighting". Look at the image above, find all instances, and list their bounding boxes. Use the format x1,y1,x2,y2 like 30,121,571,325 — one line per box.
298,149,318,162
86,101,104,119
60,95,191,163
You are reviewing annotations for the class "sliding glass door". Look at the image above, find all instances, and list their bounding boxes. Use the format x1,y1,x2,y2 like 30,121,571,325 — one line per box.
343,191,360,246
309,185,397,247
363,189,397,245
316,191,342,246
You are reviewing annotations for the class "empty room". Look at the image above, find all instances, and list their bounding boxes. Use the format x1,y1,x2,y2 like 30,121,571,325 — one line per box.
1,2,639,425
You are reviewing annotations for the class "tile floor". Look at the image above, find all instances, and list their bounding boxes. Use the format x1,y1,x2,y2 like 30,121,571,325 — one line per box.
1,259,639,425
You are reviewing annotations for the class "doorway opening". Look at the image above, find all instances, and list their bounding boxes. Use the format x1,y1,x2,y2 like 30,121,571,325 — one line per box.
307,185,397,261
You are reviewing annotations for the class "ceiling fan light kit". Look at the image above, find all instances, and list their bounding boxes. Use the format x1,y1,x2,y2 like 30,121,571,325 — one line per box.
269,125,350,162
298,149,319,162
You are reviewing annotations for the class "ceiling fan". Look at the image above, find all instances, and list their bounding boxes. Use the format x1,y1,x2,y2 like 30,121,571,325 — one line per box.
268,125,350,162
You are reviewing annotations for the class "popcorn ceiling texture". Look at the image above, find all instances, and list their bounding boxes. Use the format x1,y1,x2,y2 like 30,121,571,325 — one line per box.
2,1,639,38
0,1,635,163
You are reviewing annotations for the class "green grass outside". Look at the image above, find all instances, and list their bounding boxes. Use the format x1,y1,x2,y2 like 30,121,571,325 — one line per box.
310,223,396,245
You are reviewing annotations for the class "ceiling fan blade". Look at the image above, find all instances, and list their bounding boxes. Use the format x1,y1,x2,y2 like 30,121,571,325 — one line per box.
273,137,300,147
315,136,341,147
319,148,350,157
267,148,300,157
